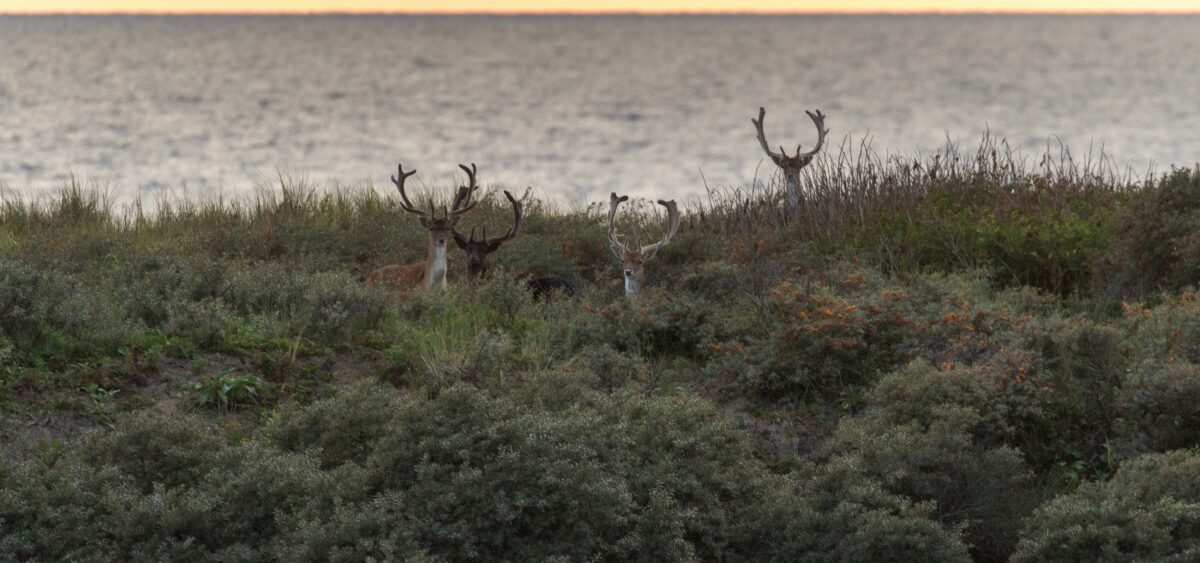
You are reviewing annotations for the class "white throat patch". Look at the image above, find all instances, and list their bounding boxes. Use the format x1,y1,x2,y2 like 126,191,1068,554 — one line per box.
429,244,448,284
624,273,638,296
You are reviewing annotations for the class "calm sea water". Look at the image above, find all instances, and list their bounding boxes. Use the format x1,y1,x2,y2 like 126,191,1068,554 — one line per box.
1,14,1198,203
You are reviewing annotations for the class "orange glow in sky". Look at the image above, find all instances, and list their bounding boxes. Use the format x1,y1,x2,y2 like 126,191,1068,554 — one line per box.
3,1,1199,14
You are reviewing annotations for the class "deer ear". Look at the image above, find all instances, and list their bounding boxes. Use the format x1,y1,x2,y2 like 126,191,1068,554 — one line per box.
641,246,659,261
452,230,469,250
418,216,432,229
486,240,504,253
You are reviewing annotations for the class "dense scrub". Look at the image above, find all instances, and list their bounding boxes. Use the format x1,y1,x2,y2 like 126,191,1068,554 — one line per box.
3,152,1200,561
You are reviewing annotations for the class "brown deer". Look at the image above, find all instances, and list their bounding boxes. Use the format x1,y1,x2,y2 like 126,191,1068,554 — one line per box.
751,106,828,206
607,192,681,297
366,162,479,297
452,188,528,279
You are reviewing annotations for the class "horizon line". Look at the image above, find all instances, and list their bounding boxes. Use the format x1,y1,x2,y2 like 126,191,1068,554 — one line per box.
3,10,1200,16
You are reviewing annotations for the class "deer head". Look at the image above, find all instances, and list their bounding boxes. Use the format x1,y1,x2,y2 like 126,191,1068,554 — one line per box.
607,193,681,297
392,162,480,251
452,188,528,279
751,106,828,205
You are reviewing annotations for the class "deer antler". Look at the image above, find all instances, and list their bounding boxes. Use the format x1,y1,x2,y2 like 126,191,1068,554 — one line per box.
607,192,629,259
448,163,480,218
482,190,523,250
751,107,829,164
451,188,523,250
391,163,431,220
640,199,681,260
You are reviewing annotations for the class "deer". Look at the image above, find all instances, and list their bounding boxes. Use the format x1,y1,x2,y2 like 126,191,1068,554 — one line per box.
365,162,479,297
607,192,681,298
453,188,582,299
751,106,829,206
452,188,527,279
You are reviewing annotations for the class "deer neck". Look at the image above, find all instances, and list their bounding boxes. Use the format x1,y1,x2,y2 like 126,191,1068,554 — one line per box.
783,169,801,207
425,237,448,290
624,271,642,297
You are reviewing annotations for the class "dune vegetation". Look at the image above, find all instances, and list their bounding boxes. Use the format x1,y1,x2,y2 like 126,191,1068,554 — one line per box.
3,137,1200,562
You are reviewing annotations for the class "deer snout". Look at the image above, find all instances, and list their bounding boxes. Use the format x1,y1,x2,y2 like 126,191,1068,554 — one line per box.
624,269,633,277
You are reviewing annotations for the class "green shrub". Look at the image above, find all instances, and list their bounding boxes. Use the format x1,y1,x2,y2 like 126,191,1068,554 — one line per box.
0,259,42,346
161,298,238,349
265,381,402,469
123,255,224,326
77,410,224,490
865,320,1122,477
1117,362,1200,455
1123,291,1200,365
1099,167,1200,297
714,267,1034,400
1013,450,1200,562
296,272,386,338
739,457,972,563
824,380,1034,561
838,182,1115,295
0,454,138,561
572,290,730,359
46,283,138,354
220,260,309,314
0,377,971,562
269,492,428,562
568,343,649,391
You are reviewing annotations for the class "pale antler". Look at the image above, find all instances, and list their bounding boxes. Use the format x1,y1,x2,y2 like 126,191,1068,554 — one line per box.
640,199,681,260
607,192,630,259
391,163,431,220
751,107,829,164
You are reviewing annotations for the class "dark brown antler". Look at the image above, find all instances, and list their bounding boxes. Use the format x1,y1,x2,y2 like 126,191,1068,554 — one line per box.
451,187,526,251
482,189,524,250
640,199,681,260
448,163,480,219
607,192,630,259
391,163,431,220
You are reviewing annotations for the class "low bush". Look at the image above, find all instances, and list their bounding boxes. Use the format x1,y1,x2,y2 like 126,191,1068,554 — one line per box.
1116,362,1200,455
825,361,1036,561
1099,166,1200,298
0,382,971,562
572,289,730,359
712,267,1035,400
1122,291,1200,365
1013,450,1200,562
0,259,43,346
837,182,1115,296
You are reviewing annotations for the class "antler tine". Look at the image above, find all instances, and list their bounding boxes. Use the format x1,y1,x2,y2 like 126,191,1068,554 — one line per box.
469,226,477,244
751,107,783,161
641,199,681,256
390,163,430,218
458,163,478,190
607,192,629,258
450,185,473,213
449,163,480,217
484,189,523,247
796,109,829,159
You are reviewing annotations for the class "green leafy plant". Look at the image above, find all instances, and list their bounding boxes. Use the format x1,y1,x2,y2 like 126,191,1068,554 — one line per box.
183,370,269,413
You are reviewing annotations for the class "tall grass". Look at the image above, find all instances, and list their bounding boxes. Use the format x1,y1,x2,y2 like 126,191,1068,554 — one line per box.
694,132,1144,239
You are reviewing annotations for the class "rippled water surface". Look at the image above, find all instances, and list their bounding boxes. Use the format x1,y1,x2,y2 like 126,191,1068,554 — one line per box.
2,14,1198,202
